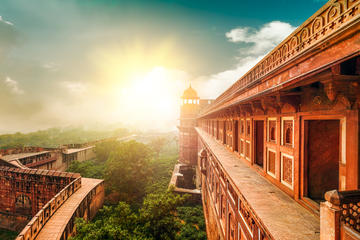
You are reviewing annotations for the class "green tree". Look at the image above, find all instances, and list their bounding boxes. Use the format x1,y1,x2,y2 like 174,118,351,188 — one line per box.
149,137,167,157
94,140,120,163
72,191,187,240
66,160,105,179
71,203,147,240
105,140,153,203
176,205,207,240
138,190,187,240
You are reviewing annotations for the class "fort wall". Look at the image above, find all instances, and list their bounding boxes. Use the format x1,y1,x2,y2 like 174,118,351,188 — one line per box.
0,167,79,231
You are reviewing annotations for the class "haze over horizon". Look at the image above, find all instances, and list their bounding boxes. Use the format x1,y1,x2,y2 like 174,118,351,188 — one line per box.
0,0,327,133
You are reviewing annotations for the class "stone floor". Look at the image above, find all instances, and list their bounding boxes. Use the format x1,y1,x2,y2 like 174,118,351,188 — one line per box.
196,128,320,240
36,178,102,240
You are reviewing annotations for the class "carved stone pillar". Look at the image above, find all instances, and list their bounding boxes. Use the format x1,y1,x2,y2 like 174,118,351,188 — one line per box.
320,190,341,240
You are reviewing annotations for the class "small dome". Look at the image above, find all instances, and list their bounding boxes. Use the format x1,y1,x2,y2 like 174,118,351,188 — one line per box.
182,84,199,99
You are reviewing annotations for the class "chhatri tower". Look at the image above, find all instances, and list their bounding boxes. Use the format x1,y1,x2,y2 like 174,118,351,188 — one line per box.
178,85,200,165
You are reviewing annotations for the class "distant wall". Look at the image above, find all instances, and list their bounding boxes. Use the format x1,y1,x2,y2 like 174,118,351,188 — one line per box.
76,147,96,162
51,151,67,172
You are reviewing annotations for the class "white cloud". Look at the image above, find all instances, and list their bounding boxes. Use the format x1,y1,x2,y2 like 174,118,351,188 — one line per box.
0,16,14,26
4,77,24,95
226,21,296,56
195,56,263,98
197,21,297,99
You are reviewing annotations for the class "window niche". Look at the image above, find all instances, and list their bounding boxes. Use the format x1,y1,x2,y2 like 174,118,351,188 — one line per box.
282,117,294,147
267,118,277,143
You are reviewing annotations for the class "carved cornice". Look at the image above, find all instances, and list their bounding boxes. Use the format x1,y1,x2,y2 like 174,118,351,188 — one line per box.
199,0,360,118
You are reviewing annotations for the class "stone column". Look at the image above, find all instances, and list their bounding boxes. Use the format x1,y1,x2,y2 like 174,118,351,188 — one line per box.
320,190,341,240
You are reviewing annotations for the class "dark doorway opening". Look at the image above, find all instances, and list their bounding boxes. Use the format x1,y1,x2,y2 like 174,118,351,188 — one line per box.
234,120,239,152
306,120,339,203
254,120,264,167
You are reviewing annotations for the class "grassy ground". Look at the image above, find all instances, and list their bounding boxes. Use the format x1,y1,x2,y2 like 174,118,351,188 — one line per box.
0,228,18,240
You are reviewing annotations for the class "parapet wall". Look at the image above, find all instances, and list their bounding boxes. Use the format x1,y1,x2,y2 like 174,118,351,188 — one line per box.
0,167,79,231
15,177,82,240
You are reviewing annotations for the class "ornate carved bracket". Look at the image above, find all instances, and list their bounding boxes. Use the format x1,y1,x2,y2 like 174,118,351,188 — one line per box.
322,78,360,109
250,101,265,115
261,97,281,114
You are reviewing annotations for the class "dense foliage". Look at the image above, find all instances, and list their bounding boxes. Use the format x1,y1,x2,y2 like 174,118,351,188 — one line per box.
176,206,207,240
73,191,187,240
68,134,207,240
105,141,153,203
0,127,129,148
0,228,18,240
66,159,105,179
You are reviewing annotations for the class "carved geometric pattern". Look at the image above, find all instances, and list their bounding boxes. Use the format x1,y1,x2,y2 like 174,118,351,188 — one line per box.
282,156,293,186
245,141,250,159
268,150,276,175
341,202,360,232
240,140,244,155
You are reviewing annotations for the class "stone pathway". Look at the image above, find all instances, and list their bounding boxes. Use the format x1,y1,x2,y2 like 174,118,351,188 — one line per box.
36,178,102,240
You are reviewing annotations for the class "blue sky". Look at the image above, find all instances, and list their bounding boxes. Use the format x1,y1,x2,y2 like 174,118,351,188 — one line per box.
0,0,329,132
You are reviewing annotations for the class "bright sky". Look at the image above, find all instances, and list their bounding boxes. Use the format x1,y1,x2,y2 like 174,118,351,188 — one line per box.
0,0,328,133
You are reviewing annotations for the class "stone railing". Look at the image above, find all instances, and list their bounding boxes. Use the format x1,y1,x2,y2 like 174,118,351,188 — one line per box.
321,190,360,240
200,0,360,117
15,177,82,240
199,144,271,239
59,180,104,240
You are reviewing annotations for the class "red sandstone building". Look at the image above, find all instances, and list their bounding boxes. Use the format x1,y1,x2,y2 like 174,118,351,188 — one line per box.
0,144,97,171
178,0,360,239
0,143,104,239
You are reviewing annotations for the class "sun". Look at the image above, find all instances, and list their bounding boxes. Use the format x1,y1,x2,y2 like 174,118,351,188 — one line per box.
127,66,174,111
115,66,185,128
90,41,188,129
